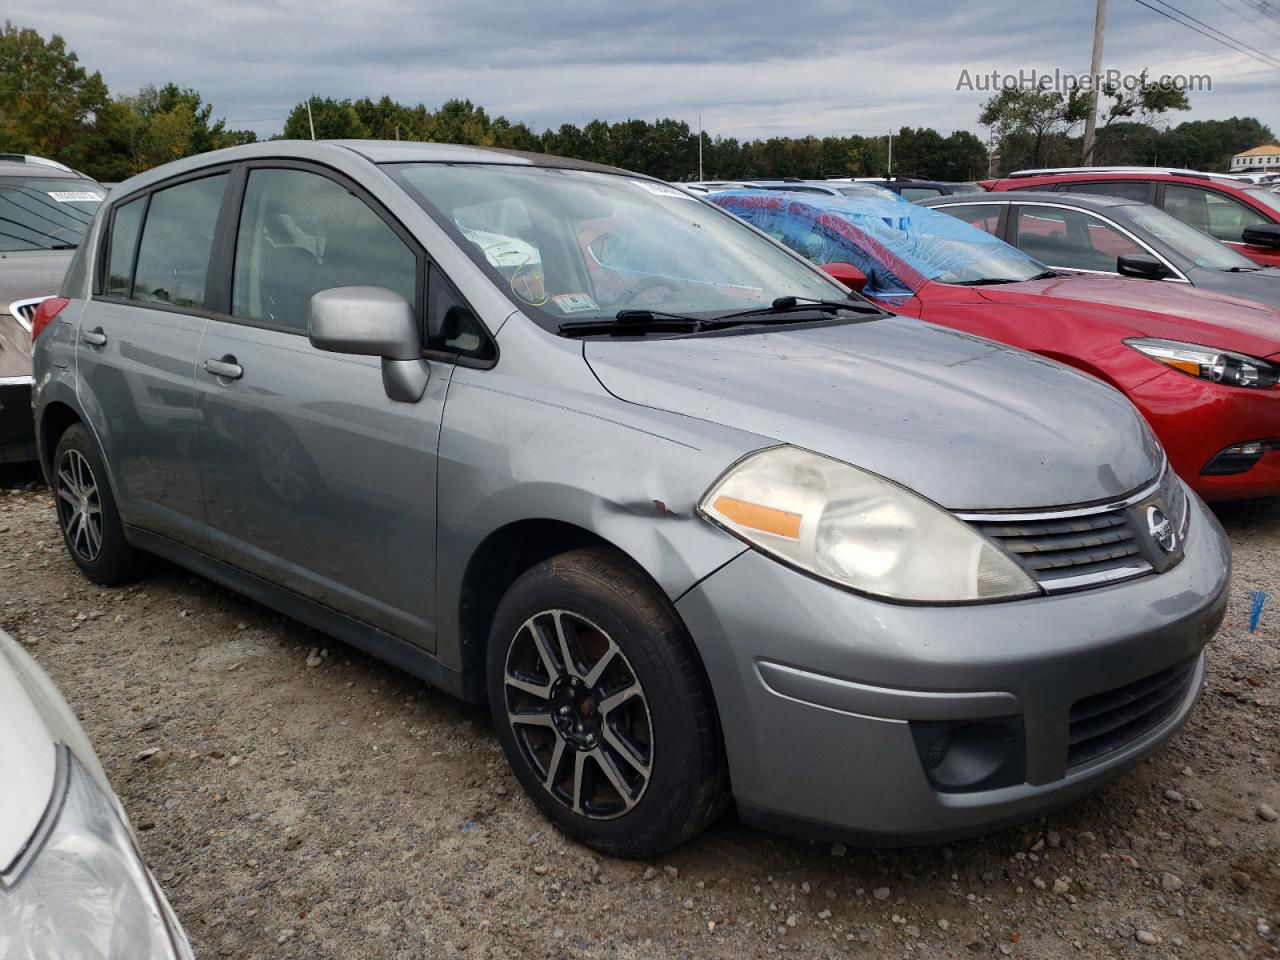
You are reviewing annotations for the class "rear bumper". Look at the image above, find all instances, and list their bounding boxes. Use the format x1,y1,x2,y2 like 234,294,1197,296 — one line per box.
675,493,1230,843
0,379,35,464
1129,370,1280,501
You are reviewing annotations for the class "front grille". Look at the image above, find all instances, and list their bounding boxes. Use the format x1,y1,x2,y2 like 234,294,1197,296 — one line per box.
1067,655,1198,768
968,509,1147,588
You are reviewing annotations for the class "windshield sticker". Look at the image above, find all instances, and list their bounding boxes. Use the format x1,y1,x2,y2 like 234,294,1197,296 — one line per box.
629,180,696,200
47,191,104,203
552,292,600,314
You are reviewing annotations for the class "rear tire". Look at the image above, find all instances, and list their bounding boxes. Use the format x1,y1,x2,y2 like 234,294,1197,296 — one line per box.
487,548,728,858
52,424,147,585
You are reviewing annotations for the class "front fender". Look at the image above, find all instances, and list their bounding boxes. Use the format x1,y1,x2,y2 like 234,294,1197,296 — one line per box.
434,367,760,673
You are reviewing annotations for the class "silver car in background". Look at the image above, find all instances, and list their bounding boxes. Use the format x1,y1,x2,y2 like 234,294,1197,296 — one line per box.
0,155,106,463
0,628,193,958
33,141,1229,856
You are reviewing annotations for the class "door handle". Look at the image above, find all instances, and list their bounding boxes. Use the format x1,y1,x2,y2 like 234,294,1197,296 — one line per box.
203,357,243,381
80,329,107,347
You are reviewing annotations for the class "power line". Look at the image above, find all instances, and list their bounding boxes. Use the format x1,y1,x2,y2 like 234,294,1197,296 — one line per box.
1239,0,1280,23
1149,0,1280,63
1208,0,1280,45
1129,0,1280,68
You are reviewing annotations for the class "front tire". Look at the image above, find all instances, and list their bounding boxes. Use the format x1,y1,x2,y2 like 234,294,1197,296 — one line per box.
487,548,728,858
52,424,147,585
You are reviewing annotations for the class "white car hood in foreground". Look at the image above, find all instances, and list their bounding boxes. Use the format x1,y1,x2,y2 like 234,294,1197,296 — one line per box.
0,632,112,871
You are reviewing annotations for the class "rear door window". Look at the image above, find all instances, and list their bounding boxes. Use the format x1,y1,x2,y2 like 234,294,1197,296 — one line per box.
132,174,228,308
231,168,417,333
938,203,1003,235
1013,205,1144,272
1163,184,1268,242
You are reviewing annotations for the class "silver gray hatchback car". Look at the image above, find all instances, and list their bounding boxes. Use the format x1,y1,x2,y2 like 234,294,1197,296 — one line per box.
33,141,1230,857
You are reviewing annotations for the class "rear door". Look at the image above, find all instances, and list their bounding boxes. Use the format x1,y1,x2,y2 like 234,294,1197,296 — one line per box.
77,171,230,545
193,162,449,647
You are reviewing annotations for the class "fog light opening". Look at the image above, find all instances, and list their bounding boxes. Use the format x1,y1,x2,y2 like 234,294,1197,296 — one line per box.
1201,441,1270,476
911,717,1025,793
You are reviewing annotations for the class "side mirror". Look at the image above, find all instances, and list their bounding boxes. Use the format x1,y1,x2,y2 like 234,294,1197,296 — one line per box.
1242,223,1280,249
820,261,868,292
308,286,429,402
1116,253,1171,280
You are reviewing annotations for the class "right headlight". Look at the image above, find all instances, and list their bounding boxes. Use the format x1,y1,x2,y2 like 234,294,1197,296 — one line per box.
1125,337,1279,389
0,749,193,960
699,446,1039,603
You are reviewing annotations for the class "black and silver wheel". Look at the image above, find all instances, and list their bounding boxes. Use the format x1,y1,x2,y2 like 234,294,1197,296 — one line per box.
55,448,103,564
52,424,147,585
503,609,653,818
488,548,728,857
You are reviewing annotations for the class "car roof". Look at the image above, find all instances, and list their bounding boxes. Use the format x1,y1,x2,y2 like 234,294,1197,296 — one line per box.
0,155,90,179
107,139,641,200
1000,168,1245,188
928,190,1138,209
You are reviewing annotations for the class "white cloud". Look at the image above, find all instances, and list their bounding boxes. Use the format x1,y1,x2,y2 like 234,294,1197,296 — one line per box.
10,0,1278,141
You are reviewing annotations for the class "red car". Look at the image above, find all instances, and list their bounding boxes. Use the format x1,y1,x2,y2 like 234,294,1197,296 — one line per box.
711,190,1280,501
979,167,1280,268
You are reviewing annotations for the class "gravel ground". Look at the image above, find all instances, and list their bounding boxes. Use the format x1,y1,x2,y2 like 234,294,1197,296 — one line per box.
1,463,1277,960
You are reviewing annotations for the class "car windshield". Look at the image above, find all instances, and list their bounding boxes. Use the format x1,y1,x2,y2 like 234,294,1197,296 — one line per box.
0,177,104,252
386,164,851,330
1116,203,1257,270
708,191,1048,300
1243,187,1280,217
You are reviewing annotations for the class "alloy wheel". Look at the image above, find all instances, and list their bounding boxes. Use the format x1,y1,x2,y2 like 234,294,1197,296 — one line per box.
503,610,653,819
56,449,104,563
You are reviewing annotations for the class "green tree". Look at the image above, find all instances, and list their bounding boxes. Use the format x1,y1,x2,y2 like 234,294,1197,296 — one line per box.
0,21,107,166
980,86,1090,170
283,97,367,140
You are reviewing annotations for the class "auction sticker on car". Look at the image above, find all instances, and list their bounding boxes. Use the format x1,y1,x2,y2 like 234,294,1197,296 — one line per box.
629,180,695,199
552,292,600,313
47,191,105,202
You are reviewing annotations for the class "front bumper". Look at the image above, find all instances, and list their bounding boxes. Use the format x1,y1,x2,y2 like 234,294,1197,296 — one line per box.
675,492,1230,844
0,378,36,464
1129,369,1280,502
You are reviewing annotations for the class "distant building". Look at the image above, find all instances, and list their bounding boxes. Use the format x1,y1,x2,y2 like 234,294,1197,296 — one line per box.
1229,144,1280,173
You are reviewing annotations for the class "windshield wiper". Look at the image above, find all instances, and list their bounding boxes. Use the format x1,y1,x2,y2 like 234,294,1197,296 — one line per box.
708,295,883,325
559,310,706,337
949,271,1059,286
1226,265,1261,272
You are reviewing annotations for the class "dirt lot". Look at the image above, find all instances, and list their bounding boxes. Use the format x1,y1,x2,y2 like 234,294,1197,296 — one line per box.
1,463,1276,960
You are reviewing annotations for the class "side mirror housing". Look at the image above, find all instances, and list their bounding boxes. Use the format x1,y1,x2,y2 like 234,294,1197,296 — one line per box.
820,261,868,292
1116,253,1171,280
1242,223,1280,249
308,286,429,403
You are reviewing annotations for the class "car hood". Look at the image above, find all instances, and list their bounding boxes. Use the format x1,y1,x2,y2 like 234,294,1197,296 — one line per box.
967,274,1280,358
1184,265,1280,312
584,316,1163,510
0,630,114,872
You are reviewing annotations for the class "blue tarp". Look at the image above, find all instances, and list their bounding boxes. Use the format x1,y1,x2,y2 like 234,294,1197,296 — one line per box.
709,191,1047,302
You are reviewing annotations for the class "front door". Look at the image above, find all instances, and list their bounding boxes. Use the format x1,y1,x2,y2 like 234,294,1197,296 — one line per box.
193,165,446,647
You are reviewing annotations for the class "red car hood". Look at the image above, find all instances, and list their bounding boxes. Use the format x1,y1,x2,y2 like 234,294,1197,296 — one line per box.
961,274,1280,358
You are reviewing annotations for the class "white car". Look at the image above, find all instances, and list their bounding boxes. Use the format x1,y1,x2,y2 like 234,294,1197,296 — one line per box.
0,629,193,958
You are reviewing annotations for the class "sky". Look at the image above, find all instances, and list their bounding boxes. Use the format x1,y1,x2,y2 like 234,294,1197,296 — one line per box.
12,0,1280,144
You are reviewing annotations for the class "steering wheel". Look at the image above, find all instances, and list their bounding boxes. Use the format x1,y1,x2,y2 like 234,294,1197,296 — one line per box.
610,275,683,306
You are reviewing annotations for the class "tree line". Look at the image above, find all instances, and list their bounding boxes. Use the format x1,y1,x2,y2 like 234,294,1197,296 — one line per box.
1,21,1272,186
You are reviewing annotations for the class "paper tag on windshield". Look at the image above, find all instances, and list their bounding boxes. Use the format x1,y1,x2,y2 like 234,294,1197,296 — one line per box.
629,180,694,199
552,292,599,314
47,191,104,202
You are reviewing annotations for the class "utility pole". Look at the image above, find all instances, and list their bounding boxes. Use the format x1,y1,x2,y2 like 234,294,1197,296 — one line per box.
1081,0,1107,165
698,114,704,180
306,98,316,141
887,130,893,176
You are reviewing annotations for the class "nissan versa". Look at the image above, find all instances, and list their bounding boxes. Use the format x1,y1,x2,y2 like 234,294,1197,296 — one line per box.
32,142,1230,857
